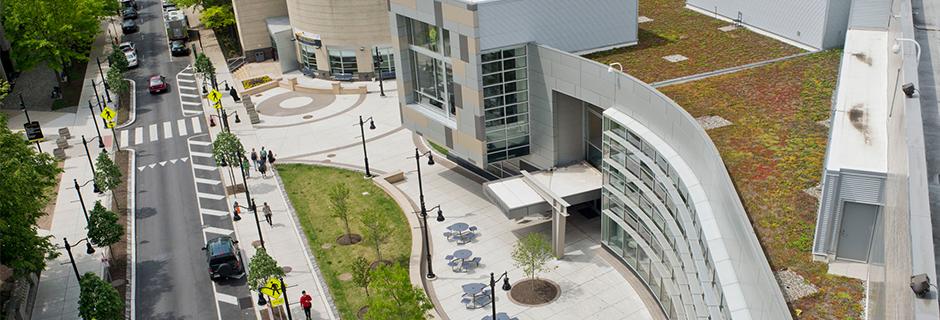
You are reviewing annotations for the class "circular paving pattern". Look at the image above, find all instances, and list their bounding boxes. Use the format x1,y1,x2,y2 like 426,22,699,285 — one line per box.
280,97,314,109
256,91,336,117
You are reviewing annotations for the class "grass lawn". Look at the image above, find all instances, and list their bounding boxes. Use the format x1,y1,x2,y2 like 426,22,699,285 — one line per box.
585,0,804,84
278,164,412,319
658,50,863,318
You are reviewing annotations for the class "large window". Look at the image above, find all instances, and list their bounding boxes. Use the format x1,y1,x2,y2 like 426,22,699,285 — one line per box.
373,47,395,76
328,48,357,75
405,17,455,118
483,46,529,163
299,42,317,70
408,19,439,52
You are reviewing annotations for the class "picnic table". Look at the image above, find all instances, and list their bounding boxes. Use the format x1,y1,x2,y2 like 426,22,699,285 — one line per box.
448,249,474,272
481,313,515,320
461,283,490,308
446,222,475,244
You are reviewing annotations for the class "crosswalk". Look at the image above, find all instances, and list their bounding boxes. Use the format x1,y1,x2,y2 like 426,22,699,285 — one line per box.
177,66,204,116
119,116,204,148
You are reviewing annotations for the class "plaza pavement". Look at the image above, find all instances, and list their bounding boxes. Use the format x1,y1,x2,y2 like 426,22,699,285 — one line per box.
219,69,659,320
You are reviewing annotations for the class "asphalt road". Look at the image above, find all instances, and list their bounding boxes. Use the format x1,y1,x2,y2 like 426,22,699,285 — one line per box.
121,0,255,319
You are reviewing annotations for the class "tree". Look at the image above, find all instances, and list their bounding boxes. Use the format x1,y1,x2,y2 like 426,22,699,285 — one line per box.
87,200,123,254
361,209,390,262
200,5,235,30
365,264,432,320
78,272,123,320
95,151,122,198
247,248,285,292
328,184,355,244
0,78,10,102
211,131,243,187
0,115,61,277
108,45,129,73
2,0,108,75
194,53,216,85
170,0,229,9
511,232,555,279
350,257,372,298
106,68,129,96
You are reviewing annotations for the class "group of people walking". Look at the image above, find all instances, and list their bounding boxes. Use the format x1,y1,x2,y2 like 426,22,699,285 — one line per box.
247,147,276,178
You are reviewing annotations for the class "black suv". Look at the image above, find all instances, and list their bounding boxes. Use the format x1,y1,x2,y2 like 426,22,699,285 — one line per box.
122,19,139,34
122,7,139,20
202,236,245,280
170,40,190,56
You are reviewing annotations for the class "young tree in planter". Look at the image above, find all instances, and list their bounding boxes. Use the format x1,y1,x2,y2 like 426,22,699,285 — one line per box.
365,264,432,320
87,200,123,256
0,78,10,102
106,67,129,96
211,132,243,190
78,272,124,320
247,248,285,292
194,53,216,85
328,183,356,244
511,232,555,280
360,209,390,262
108,45,129,73
95,151,123,199
350,256,372,298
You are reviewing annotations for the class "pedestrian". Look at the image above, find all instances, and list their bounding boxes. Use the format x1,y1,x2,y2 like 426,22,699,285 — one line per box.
259,160,268,178
260,146,267,165
300,290,313,320
250,148,258,170
242,157,251,178
232,201,242,221
267,149,276,166
263,202,273,226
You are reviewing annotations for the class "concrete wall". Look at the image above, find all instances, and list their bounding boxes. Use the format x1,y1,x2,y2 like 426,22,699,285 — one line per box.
685,0,850,50
527,44,790,319
476,0,637,53
232,0,288,53
288,0,391,76
552,91,585,166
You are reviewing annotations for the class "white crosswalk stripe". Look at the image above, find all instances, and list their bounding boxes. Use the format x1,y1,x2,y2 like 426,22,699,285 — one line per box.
134,127,143,145
202,209,230,217
192,164,216,171
203,226,233,235
163,122,172,139
191,117,203,133
179,93,199,98
197,192,225,200
178,78,196,83
179,72,194,77
215,293,239,306
195,177,221,185
182,101,201,106
179,85,197,90
177,119,187,136
149,124,158,142
190,151,213,158
119,131,127,148
190,140,212,146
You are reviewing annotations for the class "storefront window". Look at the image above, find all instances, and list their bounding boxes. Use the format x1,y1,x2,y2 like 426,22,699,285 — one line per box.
373,47,396,76
328,48,357,75
299,42,317,70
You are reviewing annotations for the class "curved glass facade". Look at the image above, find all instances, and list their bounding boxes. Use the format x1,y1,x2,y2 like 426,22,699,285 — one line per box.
601,116,731,319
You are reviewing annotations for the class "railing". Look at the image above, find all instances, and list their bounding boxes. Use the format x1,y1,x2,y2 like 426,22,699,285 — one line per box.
226,56,245,73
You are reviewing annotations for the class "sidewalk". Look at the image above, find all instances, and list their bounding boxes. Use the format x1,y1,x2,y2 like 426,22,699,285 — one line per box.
196,25,339,320
29,24,121,320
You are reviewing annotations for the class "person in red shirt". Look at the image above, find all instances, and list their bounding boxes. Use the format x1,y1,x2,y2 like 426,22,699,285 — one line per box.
300,290,313,320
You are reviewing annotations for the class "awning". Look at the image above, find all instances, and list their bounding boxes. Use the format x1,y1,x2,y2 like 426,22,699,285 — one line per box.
483,162,602,218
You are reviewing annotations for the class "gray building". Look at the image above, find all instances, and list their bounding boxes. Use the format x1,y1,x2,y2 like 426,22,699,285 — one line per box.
685,0,852,50
388,0,790,318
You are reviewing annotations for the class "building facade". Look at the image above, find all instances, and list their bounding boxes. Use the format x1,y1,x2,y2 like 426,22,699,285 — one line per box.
389,0,791,318
232,0,289,61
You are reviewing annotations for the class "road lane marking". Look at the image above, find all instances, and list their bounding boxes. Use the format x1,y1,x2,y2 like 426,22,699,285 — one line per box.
197,192,225,200
195,178,221,185
180,93,198,98
177,119,188,136
148,124,158,142
184,135,228,320
202,209,230,217
203,226,233,235
216,293,239,306
148,164,156,168
178,85,197,91
190,140,211,146
190,151,213,158
182,101,201,106
192,164,216,171
170,159,178,164
119,131,127,148
181,157,189,162
137,166,146,171
178,78,196,83
134,127,143,145
179,72,193,77
191,117,203,133
159,161,167,166
163,121,172,139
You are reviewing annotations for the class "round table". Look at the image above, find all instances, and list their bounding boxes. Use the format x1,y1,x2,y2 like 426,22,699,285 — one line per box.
462,283,487,295
453,249,473,260
481,313,512,320
448,222,470,232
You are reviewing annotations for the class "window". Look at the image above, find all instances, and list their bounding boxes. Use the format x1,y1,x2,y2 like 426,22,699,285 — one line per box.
483,45,529,163
299,43,318,70
328,48,357,74
408,19,438,52
373,47,395,75
412,51,454,115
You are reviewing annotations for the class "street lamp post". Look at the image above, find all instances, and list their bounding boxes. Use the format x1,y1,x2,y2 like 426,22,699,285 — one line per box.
73,179,92,223
489,272,512,320
63,237,96,282
356,116,376,177
81,135,102,193
373,47,386,97
257,277,293,320
235,152,265,249
91,81,108,129
86,101,105,148
412,148,443,279
96,57,112,103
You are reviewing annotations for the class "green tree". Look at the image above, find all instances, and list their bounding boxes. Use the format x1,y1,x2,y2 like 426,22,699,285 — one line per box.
328,184,355,244
95,151,122,198
99,0,121,16
194,53,216,85
200,5,235,29
0,78,10,102
87,201,123,254
108,45,129,73
211,131,243,187
511,232,555,279
106,68,129,96
365,264,432,320
170,0,229,9
78,272,123,320
247,248,285,291
0,115,61,277
361,209,390,261
350,257,372,298
2,0,107,75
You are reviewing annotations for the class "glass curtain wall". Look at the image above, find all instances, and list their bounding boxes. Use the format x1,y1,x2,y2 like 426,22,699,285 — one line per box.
406,18,455,118
482,46,530,163
328,48,358,75
299,42,317,70
373,47,396,77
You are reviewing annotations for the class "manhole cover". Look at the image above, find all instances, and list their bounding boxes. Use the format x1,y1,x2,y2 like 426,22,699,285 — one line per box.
303,115,313,120
663,54,689,63
282,266,293,274
326,154,336,158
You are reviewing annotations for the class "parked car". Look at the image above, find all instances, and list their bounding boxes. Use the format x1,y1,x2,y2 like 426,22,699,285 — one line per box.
124,51,139,68
122,7,138,20
148,75,168,94
170,40,190,56
119,41,135,54
202,236,245,280
163,3,178,14
121,19,138,34
122,0,139,9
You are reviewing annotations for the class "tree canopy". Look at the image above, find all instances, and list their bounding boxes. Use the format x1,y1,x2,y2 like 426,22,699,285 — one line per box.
108,45,129,73
365,264,432,320
511,232,555,279
211,131,243,167
78,272,124,320
0,78,10,102
107,68,129,95
95,151,122,196
2,0,112,72
361,209,390,262
200,5,235,30
87,200,123,249
328,184,354,242
247,248,285,291
0,115,61,277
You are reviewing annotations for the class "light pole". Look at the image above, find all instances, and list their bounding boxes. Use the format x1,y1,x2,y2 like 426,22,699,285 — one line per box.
373,47,386,97
81,135,102,193
356,116,376,177
63,237,96,282
95,57,111,103
91,81,107,129
73,179,94,223
489,272,512,320
257,277,293,320
86,101,106,148
411,148,443,279
235,152,265,249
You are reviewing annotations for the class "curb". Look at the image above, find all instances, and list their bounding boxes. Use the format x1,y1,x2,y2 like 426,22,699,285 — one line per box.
116,79,137,129
126,148,136,320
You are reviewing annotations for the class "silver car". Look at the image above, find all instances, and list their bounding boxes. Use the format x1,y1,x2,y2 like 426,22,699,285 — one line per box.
124,51,138,68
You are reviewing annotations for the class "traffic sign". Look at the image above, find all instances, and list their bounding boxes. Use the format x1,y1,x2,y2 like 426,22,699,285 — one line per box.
107,120,116,129
101,106,116,121
207,89,222,103
259,278,284,306
24,121,43,141
213,102,222,110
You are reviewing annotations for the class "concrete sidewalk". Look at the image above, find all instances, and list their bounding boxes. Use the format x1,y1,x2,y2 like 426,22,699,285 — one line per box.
29,23,122,320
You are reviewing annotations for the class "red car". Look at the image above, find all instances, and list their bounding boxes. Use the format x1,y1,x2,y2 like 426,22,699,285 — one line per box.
148,75,168,94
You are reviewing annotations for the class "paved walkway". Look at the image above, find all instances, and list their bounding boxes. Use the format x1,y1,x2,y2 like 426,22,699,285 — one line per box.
222,73,656,320
25,24,121,320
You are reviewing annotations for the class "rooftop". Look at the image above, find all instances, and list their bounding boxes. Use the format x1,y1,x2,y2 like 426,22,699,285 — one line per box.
585,0,804,83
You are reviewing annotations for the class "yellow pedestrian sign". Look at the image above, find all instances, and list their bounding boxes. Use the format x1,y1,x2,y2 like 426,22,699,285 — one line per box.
207,89,222,103
101,106,116,121
213,102,222,110
260,277,284,307
106,120,116,129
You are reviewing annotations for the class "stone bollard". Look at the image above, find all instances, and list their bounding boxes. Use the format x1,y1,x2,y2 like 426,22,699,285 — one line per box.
53,148,67,161
56,137,69,150
287,77,298,91
331,82,342,94
58,127,71,140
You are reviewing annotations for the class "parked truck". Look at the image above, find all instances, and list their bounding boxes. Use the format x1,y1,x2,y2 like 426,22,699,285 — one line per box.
166,10,189,41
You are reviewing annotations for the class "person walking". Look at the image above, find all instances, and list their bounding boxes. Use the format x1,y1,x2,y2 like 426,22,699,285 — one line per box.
300,291,313,320
232,201,242,221
260,146,268,166
259,160,268,178
250,148,258,170
263,202,273,226
242,156,251,178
